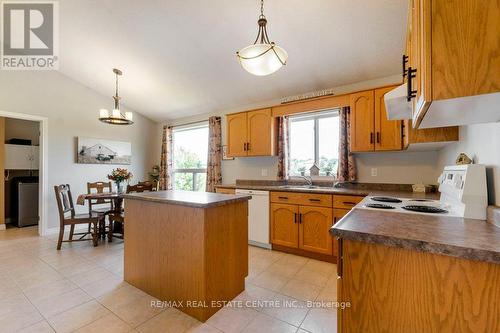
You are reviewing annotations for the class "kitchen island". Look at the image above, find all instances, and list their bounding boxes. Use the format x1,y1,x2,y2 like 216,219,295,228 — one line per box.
122,190,251,322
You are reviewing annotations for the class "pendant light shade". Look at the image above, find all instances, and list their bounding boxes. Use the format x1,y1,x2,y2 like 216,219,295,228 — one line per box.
98,68,134,125
237,0,287,76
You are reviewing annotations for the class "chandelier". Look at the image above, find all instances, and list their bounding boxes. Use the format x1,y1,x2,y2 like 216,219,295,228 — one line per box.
236,0,288,76
99,68,133,125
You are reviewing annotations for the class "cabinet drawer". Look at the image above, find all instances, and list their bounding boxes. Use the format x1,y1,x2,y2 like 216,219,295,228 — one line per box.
333,195,363,209
270,192,332,207
215,187,236,194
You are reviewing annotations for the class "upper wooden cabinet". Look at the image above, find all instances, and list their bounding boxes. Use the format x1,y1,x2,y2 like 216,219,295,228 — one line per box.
226,108,276,157
406,0,500,128
403,120,459,150
350,87,402,152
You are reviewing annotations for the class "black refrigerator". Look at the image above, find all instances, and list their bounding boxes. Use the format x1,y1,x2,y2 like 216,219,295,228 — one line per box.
11,177,39,227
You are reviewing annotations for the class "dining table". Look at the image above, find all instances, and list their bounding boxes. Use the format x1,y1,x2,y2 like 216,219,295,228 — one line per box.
76,192,124,241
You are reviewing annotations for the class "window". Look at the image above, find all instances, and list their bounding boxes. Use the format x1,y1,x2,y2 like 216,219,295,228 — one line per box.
289,110,339,177
172,122,209,191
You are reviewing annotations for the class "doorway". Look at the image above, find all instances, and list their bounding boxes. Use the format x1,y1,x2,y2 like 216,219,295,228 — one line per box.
0,111,48,236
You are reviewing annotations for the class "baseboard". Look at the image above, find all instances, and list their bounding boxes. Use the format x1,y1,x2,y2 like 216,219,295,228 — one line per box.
272,244,337,263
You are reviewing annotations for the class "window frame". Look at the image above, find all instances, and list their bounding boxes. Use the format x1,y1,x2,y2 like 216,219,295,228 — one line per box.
288,109,340,178
171,121,209,191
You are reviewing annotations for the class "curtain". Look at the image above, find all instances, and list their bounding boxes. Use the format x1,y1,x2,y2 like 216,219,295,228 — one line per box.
159,126,173,190
206,116,222,192
338,107,357,181
277,116,290,180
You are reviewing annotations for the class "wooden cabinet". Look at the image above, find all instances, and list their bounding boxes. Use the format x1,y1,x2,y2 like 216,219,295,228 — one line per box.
215,187,236,194
349,90,375,152
226,112,248,157
270,191,332,208
337,239,500,333
270,203,298,248
332,209,350,257
299,206,333,255
226,108,276,157
403,120,459,149
350,88,403,152
406,0,500,128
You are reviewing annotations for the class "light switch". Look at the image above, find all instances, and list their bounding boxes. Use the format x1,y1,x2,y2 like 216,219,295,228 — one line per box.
371,168,378,177
261,169,268,177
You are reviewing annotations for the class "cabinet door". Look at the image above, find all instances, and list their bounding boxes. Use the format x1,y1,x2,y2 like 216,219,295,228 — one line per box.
271,203,298,248
247,108,274,156
332,209,350,257
4,144,32,170
349,91,375,152
299,206,333,255
30,146,40,170
226,112,248,157
375,86,402,151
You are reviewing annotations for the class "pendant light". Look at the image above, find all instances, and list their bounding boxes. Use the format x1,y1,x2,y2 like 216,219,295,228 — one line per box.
236,0,287,76
99,68,133,125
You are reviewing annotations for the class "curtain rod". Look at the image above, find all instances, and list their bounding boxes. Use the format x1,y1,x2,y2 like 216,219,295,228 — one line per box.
164,117,220,130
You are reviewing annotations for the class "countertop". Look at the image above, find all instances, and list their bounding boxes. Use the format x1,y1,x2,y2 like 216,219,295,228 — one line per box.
123,190,251,208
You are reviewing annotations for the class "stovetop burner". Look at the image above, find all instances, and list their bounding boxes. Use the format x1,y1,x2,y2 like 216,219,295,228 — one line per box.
370,196,403,203
364,203,396,209
402,205,449,214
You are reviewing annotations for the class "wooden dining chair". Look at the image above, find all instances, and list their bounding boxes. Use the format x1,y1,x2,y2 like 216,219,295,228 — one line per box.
54,184,102,250
87,181,114,214
108,182,154,242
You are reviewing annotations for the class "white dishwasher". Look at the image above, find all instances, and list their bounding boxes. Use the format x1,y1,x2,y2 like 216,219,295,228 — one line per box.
235,189,271,249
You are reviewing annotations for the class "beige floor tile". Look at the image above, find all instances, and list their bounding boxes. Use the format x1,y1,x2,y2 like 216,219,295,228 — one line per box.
33,287,93,318
47,300,110,333
265,261,303,278
0,275,23,299
80,275,126,298
69,267,117,287
206,306,259,333
280,279,322,302
55,260,101,277
242,313,297,333
102,292,164,328
15,266,65,291
294,267,330,287
17,320,55,333
24,278,78,303
97,284,146,310
136,308,200,332
186,323,222,333
275,254,309,267
300,308,337,333
302,260,336,276
0,294,44,332
252,271,290,292
74,313,133,333
260,294,309,327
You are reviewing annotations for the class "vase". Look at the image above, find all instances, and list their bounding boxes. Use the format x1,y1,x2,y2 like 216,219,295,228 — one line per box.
116,181,126,194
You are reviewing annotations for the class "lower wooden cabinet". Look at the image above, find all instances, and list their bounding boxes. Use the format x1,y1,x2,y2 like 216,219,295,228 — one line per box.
270,203,334,256
332,209,350,257
215,187,236,194
270,203,299,248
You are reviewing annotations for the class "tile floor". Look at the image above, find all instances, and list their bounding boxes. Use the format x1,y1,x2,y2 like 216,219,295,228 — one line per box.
0,227,337,333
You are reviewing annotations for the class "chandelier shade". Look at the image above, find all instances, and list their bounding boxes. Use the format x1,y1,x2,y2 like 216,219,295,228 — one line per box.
236,0,287,76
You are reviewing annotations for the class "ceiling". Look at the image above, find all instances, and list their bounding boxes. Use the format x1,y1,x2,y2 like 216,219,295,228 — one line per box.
59,0,408,122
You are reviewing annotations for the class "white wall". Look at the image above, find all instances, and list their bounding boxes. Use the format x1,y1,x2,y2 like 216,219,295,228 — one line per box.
0,71,158,230
5,118,40,145
159,75,441,185
438,123,500,205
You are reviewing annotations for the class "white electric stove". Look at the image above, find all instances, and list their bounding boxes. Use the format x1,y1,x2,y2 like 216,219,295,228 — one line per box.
356,164,488,220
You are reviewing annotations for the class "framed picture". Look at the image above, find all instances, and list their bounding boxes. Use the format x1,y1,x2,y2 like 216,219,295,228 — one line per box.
77,137,132,165
222,145,234,160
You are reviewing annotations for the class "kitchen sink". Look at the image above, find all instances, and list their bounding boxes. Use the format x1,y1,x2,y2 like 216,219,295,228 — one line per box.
279,185,326,189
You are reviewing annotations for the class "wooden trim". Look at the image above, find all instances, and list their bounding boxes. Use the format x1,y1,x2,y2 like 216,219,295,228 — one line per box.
272,244,336,263
272,95,350,117
0,117,4,227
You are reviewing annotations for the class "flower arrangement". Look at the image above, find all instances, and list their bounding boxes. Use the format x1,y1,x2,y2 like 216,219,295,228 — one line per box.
107,168,133,183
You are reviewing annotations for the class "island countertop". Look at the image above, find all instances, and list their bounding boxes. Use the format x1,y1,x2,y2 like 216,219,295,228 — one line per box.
123,190,251,208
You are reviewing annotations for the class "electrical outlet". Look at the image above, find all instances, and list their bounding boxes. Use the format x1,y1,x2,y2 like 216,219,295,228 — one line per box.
261,169,268,177
371,168,378,177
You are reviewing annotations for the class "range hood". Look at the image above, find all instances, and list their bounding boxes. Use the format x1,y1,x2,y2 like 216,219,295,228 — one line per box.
384,83,411,120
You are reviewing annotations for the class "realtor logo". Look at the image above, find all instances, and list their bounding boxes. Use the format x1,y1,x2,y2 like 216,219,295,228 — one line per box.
1,1,59,70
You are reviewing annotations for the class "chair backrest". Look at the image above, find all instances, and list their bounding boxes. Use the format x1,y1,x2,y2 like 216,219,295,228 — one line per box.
54,184,75,223
127,183,154,193
87,181,112,205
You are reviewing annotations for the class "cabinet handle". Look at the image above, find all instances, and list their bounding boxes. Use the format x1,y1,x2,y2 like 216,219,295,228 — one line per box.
337,238,343,277
370,132,374,144
278,196,288,200
247,142,251,151
376,132,380,143
294,213,297,224
309,198,321,202
407,67,417,101
402,54,409,79
298,213,302,224
334,217,337,224
243,143,247,151
343,201,357,206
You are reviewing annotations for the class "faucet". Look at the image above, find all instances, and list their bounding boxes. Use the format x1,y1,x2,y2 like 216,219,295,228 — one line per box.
297,175,313,186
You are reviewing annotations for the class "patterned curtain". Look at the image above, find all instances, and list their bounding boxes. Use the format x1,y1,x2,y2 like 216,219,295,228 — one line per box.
159,126,173,190
338,107,357,181
206,116,222,192
277,116,290,180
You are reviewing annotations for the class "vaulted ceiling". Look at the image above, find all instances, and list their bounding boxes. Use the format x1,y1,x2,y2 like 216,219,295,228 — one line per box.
59,0,408,121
